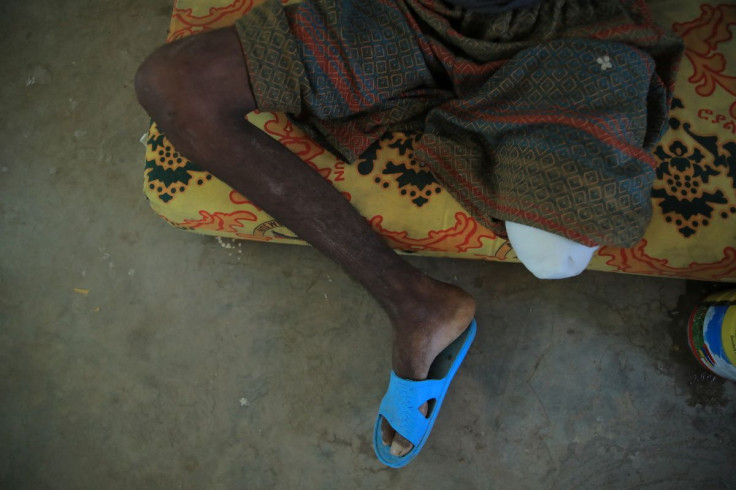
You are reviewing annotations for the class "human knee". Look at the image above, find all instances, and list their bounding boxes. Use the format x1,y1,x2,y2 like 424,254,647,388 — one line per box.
506,221,598,279
134,45,177,118
135,27,254,122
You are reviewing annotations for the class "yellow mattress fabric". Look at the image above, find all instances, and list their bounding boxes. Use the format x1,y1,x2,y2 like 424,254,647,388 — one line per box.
143,0,736,281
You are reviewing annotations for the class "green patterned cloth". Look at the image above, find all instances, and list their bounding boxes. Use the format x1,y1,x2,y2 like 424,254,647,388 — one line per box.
235,0,683,247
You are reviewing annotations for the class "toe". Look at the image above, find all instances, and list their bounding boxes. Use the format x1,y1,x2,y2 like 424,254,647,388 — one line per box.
390,434,413,457
380,418,395,446
385,401,429,456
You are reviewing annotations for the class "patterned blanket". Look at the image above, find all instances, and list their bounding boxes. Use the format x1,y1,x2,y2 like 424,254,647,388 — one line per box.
143,0,736,281
235,0,683,247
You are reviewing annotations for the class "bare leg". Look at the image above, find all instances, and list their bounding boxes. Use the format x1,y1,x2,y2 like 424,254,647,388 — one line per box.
134,27,475,457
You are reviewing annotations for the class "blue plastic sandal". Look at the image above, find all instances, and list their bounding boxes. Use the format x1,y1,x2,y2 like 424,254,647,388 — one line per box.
373,319,477,468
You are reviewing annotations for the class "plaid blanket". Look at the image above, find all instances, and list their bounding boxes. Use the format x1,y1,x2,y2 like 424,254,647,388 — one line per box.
235,0,682,247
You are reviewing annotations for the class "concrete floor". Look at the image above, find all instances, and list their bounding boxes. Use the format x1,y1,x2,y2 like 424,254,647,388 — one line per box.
1,0,734,488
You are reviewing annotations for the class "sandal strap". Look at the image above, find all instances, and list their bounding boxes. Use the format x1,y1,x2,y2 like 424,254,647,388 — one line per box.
377,372,444,446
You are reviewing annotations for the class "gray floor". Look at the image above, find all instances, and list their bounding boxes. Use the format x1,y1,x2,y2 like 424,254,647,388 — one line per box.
1,1,734,488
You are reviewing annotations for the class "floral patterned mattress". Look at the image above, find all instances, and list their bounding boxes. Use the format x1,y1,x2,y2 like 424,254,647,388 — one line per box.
143,0,736,281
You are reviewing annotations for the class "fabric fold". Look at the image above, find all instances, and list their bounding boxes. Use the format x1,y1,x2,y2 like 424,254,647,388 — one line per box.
235,0,683,246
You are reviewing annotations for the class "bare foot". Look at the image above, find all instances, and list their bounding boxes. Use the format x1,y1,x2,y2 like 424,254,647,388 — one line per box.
379,277,476,457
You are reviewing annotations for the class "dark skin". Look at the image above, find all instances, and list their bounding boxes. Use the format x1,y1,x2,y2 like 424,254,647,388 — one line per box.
135,27,476,457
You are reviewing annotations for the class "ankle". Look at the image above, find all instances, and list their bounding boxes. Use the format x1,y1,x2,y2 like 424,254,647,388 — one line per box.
386,278,475,333
375,272,439,320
